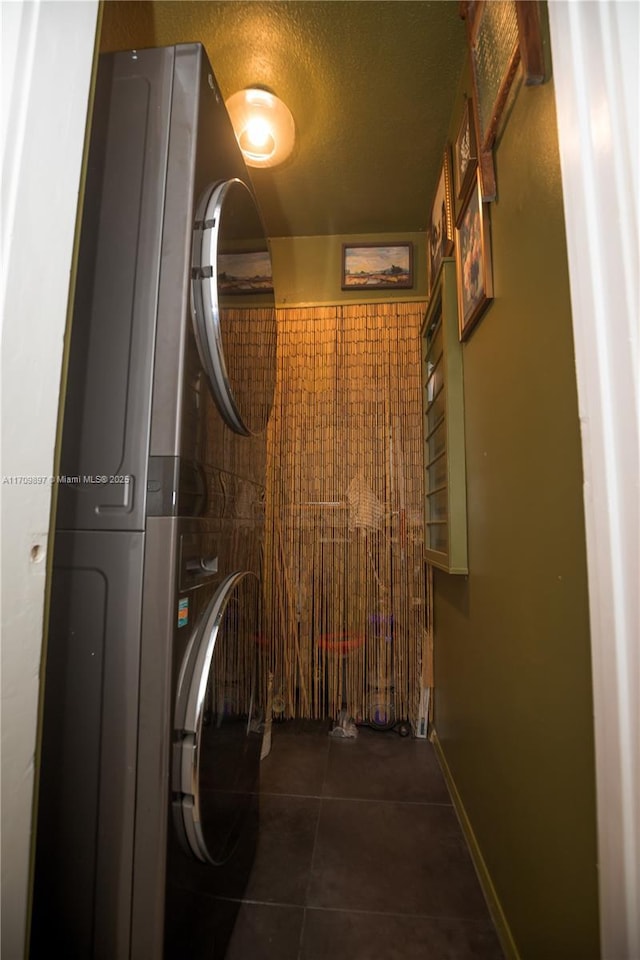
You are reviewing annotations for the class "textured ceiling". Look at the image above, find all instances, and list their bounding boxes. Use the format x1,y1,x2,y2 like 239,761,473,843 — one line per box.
104,1,467,239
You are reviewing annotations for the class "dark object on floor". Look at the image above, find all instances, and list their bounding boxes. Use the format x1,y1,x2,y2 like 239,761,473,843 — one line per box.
360,718,413,737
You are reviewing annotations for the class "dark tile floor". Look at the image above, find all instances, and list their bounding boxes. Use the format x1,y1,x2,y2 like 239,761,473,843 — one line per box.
218,721,504,959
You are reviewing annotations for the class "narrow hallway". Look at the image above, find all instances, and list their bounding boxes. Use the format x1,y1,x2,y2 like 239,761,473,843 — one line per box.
218,722,504,958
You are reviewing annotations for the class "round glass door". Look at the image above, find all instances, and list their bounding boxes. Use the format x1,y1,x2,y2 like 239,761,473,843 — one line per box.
172,571,262,864
191,178,277,436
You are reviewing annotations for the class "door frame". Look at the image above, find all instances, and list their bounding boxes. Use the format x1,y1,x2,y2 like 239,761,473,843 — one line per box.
548,2,639,956
1,2,100,957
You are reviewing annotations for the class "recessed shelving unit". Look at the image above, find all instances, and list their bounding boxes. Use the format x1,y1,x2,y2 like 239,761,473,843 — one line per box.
421,259,468,574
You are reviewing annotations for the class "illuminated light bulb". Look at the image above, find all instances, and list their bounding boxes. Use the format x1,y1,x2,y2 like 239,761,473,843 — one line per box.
238,128,276,162
225,88,295,168
246,116,272,148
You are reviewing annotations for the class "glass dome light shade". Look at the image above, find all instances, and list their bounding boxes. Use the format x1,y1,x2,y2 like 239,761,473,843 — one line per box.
225,88,295,168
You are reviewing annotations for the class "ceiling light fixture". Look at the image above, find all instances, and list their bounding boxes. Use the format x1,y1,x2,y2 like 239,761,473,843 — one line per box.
225,87,295,168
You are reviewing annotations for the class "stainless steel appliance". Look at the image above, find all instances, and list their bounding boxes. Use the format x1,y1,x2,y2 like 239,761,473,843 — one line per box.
31,44,276,960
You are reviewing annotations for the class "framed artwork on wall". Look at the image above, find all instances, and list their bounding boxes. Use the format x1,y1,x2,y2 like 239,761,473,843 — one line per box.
342,243,413,290
218,250,274,293
428,146,454,292
455,170,493,340
460,0,546,199
453,97,478,211
466,0,521,158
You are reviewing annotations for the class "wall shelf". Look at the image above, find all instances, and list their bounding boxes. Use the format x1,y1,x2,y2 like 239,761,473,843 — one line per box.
421,259,468,574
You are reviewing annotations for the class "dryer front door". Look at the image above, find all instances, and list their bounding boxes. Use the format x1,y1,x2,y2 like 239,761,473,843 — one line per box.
191,178,277,436
172,571,262,865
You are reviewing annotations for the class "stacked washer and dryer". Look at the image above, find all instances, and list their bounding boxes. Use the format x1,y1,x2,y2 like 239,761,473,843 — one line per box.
31,45,276,959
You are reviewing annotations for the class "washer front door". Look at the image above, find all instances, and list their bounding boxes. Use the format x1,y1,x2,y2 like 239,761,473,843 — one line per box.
191,178,277,436
172,571,262,864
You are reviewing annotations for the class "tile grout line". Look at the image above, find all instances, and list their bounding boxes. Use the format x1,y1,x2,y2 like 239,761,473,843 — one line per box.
213,893,496,927
295,735,333,960
256,788,453,807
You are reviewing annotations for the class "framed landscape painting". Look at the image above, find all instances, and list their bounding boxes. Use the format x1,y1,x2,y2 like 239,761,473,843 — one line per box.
342,243,413,290
218,250,274,294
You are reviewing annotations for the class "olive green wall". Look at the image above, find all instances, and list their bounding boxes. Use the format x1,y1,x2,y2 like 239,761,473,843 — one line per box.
270,233,427,305
99,0,157,52
432,71,599,959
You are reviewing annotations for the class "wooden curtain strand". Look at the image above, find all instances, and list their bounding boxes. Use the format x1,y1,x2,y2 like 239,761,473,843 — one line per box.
263,301,429,725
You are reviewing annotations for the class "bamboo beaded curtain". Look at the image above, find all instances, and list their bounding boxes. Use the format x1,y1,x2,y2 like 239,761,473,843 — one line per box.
263,300,429,725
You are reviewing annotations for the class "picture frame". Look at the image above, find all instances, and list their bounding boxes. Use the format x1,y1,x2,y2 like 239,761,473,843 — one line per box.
460,0,520,200
460,0,546,199
218,250,274,294
341,243,413,290
453,97,478,211
515,0,545,86
427,147,454,292
455,170,493,340
466,0,521,156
